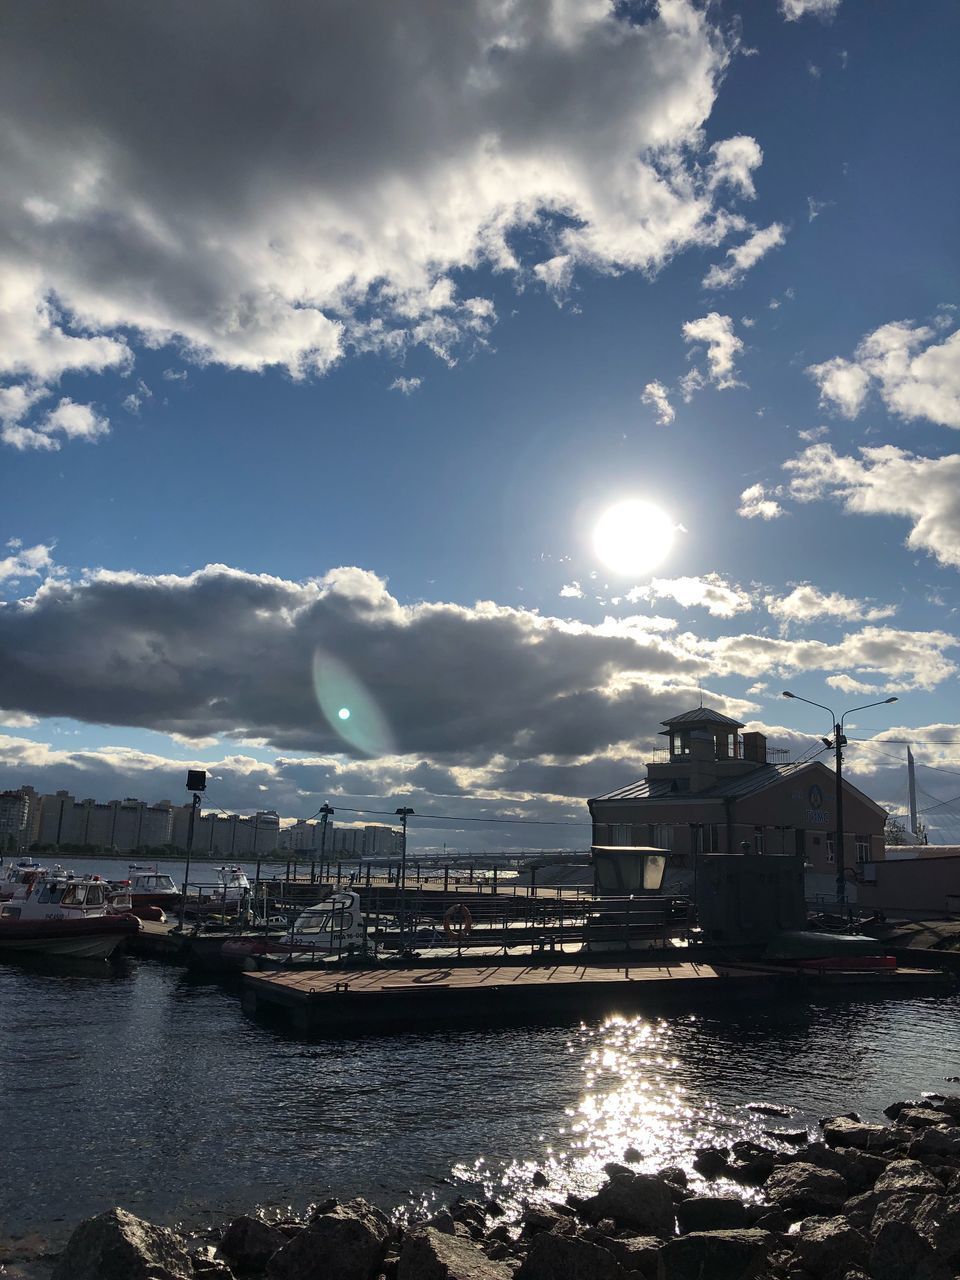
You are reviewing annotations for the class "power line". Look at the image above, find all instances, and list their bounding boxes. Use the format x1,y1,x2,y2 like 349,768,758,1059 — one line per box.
328,803,591,827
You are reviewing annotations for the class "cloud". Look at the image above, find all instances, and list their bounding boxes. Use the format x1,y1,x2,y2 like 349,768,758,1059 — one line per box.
641,380,674,425
785,442,960,568
0,541,56,583
559,582,584,599
389,376,422,395
825,674,878,695
701,222,786,289
682,313,743,388
765,583,897,625
0,1,762,425
738,483,784,520
626,573,754,619
808,318,960,427
780,0,841,19
1,394,109,451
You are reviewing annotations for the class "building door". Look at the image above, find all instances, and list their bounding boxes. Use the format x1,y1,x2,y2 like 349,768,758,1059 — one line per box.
795,829,806,861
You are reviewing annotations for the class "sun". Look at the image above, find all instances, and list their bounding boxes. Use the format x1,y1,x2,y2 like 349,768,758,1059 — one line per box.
593,499,676,576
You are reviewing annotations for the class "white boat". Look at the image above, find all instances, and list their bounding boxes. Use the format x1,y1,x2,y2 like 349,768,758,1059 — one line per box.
220,890,367,967
0,859,50,901
0,873,142,958
120,867,182,909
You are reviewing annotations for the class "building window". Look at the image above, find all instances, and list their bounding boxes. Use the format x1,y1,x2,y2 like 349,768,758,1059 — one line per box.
692,823,719,854
855,834,870,864
754,826,764,855
671,732,691,757
651,823,673,850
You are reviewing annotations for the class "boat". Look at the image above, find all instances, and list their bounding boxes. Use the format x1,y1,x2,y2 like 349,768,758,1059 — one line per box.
0,872,142,958
221,890,367,968
0,859,50,901
112,867,182,911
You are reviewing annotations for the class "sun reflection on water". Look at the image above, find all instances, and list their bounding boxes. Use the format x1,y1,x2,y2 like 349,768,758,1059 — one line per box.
446,1014,778,1220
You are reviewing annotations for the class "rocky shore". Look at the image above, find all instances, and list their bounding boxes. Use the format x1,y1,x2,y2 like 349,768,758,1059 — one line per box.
16,1092,960,1280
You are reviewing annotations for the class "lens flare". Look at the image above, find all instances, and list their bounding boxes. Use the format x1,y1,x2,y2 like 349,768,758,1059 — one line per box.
312,651,394,756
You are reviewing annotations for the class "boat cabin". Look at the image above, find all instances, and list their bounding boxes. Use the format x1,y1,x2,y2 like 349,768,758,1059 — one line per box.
591,846,669,896
290,891,365,952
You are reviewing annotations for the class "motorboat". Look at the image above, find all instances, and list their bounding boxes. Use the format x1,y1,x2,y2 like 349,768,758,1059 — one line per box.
221,890,367,968
114,867,182,910
0,873,142,958
0,859,50,901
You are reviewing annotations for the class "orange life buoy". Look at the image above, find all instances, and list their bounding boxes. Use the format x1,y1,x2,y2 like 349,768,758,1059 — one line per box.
443,902,473,940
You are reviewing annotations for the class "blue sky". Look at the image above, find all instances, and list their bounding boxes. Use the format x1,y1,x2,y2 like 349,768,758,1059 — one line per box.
2,0,960,849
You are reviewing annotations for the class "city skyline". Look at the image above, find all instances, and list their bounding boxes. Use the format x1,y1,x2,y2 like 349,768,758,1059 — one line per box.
2,1,960,851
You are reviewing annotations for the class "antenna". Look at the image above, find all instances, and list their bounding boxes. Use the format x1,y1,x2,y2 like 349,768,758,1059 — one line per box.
698,678,703,709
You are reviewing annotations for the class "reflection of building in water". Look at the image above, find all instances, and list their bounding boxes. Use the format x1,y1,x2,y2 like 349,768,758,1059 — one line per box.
588,706,887,900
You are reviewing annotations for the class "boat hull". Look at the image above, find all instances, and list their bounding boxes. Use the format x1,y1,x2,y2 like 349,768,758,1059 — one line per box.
0,917,141,959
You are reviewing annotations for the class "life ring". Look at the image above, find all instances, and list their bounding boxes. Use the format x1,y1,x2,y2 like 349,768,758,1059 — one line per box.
443,903,473,941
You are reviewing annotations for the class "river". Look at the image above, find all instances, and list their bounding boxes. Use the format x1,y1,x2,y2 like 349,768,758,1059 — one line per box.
2,942,959,1245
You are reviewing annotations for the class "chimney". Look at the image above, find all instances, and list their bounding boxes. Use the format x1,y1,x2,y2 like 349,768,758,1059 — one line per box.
742,731,767,764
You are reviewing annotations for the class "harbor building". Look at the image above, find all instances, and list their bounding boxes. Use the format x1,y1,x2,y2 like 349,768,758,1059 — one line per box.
589,707,887,900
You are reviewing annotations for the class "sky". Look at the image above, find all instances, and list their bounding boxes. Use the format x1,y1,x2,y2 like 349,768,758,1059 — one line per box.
2,0,960,851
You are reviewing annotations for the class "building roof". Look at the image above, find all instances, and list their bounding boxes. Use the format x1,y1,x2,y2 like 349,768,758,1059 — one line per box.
659,707,745,729
590,758,887,816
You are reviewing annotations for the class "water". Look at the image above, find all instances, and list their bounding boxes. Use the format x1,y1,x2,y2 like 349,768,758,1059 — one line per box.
1,946,958,1245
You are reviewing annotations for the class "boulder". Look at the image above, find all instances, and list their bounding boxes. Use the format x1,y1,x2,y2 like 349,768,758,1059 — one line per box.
578,1172,675,1236
514,1232,620,1280
764,1129,809,1145
869,1221,954,1280
882,1100,922,1121
531,1170,549,1189
519,1206,569,1235
219,1215,288,1272
897,1108,954,1130
596,1234,662,1273
657,1165,688,1188
871,1192,934,1235
763,1163,848,1219
50,1207,193,1280
623,1146,643,1163
792,1216,869,1279
659,1228,773,1280
676,1196,748,1233
693,1146,730,1177
267,1198,395,1280
908,1126,960,1158
399,1227,512,1280
913,1194,960,1262
789,1142,884,1192
873,1160,943,1196
820,1118,897,1152
191,1245,235,1277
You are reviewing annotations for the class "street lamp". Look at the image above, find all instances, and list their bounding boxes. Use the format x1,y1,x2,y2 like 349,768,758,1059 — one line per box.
318,803,334,872
782,691,897,907
395,807,414,947
179,769,207,929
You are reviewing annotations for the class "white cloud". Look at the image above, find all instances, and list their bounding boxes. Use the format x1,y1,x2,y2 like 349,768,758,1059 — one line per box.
808,319,960,427
780,0,842,19
0,541,56,582
825,674,878,695
701,222,786,289
559,582,584,599
1,394,109,451
785,442,960,568
162,368,187,382
807,197,829,221
389,376,422,396
765,583,897,625
626,573,754,618
641,380,675,425
0,710,39,728
0,2,763,422
122,393,142,414
738,483,784,520
682,313,743,388
797,425,829,442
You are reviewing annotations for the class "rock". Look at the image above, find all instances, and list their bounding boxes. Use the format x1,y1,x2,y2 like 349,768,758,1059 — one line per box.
728,1155,775,1187
191,1245,235,1277
820,1118,897,1152
520,1206,567,1235
602,1162,634,1180
792,1216,869,1279
428,1212,473,1241
483,1201,505,1219
312,1198,340,1217
50,1207,193,1280
514,1232,620,1280
752,1210,790,1233
623,1146,642,1163
746,1102,793,1117
267,1198,395,1280
932,1094,960,1119
578,1172,675,1236
659,1228,773,1280
531,1170,549,1189
871,1192,934,1235
882,1100,923,1121
399,1227,512,1280
869,1221,954,1280
219,1215,288,1272
450,1202,489,1232
596,1234,661,1273
763,1163,848,1219
913,1194,960,1261
765,1129,809,1145
897,1108,954,1130
693,1146,730,1177
657,1165,688,1188
908,1126,960,1158
676,1196,748,1233
874,1160,944,1196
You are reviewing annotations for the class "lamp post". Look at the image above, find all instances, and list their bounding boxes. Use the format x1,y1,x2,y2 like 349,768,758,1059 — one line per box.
179,769,207,929
318,803,334,876
395,806,414,947
782,692,897,907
